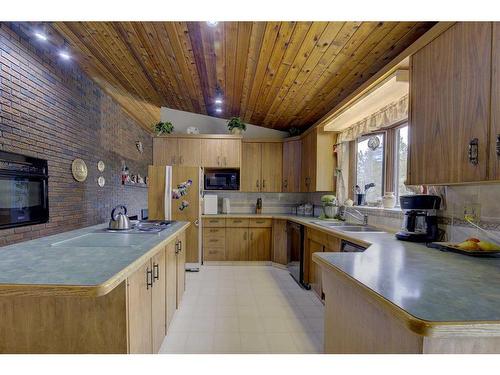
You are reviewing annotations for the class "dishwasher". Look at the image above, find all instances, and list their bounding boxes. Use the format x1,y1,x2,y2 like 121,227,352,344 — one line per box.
286,221,309,289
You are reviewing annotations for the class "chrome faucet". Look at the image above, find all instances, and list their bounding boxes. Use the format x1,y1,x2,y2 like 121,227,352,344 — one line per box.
339,206,368,226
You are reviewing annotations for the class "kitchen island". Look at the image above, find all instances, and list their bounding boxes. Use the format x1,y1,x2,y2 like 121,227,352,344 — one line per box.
312,230,500,354
0,221,189,354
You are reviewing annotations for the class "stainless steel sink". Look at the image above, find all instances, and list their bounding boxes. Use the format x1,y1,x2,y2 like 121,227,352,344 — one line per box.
338,226,385,233
311,221,352,227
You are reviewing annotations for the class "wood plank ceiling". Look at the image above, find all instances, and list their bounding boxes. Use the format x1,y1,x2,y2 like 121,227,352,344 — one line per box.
51,22,436,132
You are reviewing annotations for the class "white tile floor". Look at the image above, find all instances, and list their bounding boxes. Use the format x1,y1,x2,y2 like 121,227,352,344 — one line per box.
159,265,324,354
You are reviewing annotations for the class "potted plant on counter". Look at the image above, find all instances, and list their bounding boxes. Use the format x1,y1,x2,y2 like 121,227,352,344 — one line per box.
154,121,174,136
227,117,246,135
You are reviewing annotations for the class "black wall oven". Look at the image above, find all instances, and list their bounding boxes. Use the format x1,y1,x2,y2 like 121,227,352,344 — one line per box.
0,151,49,229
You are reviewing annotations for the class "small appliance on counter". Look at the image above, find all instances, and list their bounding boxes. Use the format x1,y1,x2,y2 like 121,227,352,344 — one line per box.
222,198,231,214
204,194,218,214
395,194,441,242
108,205,132,230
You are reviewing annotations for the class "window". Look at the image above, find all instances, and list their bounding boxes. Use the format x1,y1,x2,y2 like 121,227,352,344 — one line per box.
356,133,385,204
394,125,410,202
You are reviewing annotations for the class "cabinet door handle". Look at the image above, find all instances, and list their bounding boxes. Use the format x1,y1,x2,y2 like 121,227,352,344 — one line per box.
496,135,500,156
256,220,265,224
172,156,177,165
180,155,184,165
256,180,260,188
175,240,179,254
217,156,220,166
146,268,153,290
209,239,219,243
153,263,159,281
178,240,182,252
283,179,288,189
262,179,266,189
243,232,247,240
224,157,227,166
468,138,479,165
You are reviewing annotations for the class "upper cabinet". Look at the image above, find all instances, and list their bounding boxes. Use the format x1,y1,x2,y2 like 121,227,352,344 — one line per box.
201,138,241,168
153,137,201,166
153,135,241,168
241,141,283,192
408,22,493,185
490,23,500,179
300,128,336,192
282,139,301,192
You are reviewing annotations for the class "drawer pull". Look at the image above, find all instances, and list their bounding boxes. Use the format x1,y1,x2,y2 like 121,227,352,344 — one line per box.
209,220,219,223
233,220,242,223
256,220,265,223
209,239,219,243
209,229,218,232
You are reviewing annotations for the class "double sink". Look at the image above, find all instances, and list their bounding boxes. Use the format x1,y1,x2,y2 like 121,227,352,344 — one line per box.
311,221,385,233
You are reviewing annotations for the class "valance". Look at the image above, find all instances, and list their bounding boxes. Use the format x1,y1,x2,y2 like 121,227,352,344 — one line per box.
337,94,408,143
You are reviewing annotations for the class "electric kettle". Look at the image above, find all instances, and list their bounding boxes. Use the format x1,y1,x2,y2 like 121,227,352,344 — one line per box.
108,205,132,230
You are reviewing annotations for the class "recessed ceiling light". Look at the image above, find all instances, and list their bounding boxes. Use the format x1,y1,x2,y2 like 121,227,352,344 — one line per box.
215,98,223,104
59,51,71,60
34,32,47,41
207,21,218,27
215,107,222,113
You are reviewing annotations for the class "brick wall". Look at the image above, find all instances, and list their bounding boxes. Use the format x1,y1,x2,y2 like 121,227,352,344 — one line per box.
0,23,153,246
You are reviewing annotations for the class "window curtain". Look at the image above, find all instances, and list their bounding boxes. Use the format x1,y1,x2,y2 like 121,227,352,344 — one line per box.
337,94,408,143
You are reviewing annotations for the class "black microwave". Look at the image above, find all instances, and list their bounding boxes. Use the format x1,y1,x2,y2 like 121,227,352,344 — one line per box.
0,151,49,229
204,169,240,190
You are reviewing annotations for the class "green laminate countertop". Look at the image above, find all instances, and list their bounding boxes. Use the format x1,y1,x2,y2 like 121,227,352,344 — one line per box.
0,221,189,297
203,213,500,328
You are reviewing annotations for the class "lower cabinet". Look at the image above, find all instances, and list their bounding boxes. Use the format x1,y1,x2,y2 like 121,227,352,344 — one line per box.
165,240,177,330
226,228,249,260
249,228,271,261
176,231,186,308
127,260,154,354
305,227,341,299
151,249,166,353
127,230,187,354
202,217,272,262
272,219,288,265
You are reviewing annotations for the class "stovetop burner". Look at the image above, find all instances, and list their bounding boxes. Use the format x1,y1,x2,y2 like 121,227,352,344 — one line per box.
104,220,174,234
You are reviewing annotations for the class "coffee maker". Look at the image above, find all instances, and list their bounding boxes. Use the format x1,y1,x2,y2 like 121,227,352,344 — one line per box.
395,194,441,242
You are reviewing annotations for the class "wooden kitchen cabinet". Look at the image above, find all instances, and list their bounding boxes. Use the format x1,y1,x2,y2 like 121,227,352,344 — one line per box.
490,23,500,179
151,249,166,353
241,141,283,192
300,128,335,192
165,240,177,330
272,219,287,265
203,227,226,261
261,142,283,192
177,138,201,166
308,239,324,299
153,137,179,165
175,232,186,308
408,22,492,184
241,142,262,192
225,228,249,261
249,228,271,261
201,138,241,168
127,260,153,354
282,139,301,192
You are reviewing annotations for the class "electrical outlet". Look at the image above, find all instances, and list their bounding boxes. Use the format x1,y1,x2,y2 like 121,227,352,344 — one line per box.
464,202,481,224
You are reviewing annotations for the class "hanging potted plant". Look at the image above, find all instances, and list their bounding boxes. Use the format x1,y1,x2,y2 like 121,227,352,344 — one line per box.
154,121,174,136
227,117,246,135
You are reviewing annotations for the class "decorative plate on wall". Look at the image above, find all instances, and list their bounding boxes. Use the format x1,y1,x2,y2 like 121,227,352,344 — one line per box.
97,176,105,187
71,158,88,182
97,160,105,172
